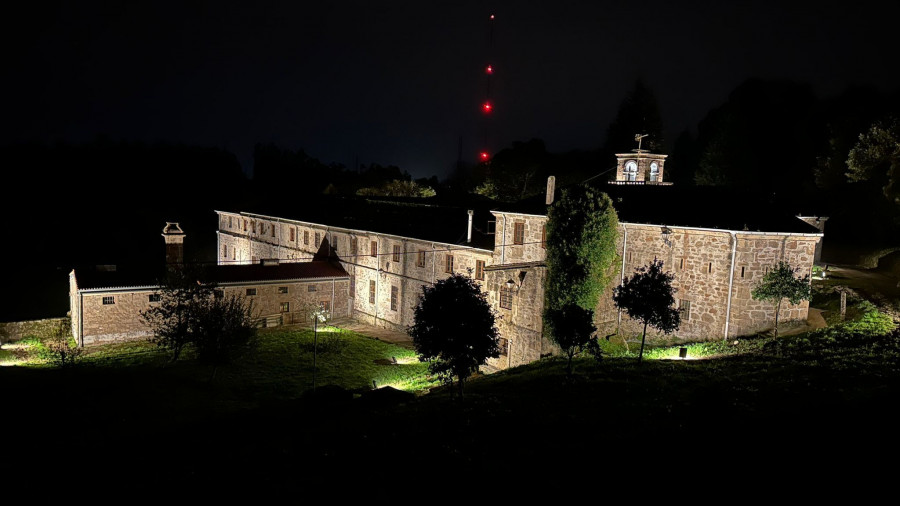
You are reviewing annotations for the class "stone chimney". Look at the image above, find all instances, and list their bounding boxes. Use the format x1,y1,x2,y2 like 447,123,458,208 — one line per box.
162,222,185,267
546,176,556,205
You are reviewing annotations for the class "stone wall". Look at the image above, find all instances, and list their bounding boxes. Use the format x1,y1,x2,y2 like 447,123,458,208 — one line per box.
0,317,69,344
599,224,820,341
80,290,156,345
484,264,554,371
221,279,350,326
75,278,349,346
491,212,547,265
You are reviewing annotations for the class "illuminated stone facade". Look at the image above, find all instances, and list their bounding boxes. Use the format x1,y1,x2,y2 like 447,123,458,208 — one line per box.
217,206,822,372
216,212,494,333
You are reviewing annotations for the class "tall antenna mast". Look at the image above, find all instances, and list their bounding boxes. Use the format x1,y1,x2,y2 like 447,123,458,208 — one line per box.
478,13,497,163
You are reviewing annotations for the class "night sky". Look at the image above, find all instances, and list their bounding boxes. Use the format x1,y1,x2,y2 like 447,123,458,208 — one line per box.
5,0,898,178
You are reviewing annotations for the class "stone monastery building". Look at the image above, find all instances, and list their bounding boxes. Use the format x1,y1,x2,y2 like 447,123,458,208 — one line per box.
215,151,824,371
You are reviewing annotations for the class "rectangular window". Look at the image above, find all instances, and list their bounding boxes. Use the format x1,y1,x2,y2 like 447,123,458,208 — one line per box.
541,225,546,249
369,280,376,304
222,245,227,258
679,300,691,321
148,294,161,303
475,260,485,280
351,237,358,255
232,249,236,260
251,221,256,234
708,262,713,274
290,228,295,242
320,300,331,312
243,219,247,232
278,286,289,294
370,241,378,258
500,288,513,309
498,338,509,355
392,245,401,262
391,285,398,311
741,266,745,278
261,223,266,235
308,285,317,292
514,222,525,245
315,232,320,246
417,250,426,267
102,296,115,305
228,216,233,228
304,230,309,246
271,225,276,238
246,288,257,296
445,254,454,273
280,302,290,313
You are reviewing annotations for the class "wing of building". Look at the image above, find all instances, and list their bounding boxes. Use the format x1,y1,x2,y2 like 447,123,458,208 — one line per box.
69,223,350,346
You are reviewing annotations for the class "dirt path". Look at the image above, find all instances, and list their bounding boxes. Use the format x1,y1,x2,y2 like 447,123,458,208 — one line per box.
822,264,900,310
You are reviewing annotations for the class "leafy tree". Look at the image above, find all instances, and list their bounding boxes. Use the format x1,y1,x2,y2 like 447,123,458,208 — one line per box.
356,179,436,197
544,185,619,312
612,258,681,363
408,273,500,398
751,261,811,338
544,304,598,376
41,317,83,368
473,138,548,202
191,294,258,375
604,78,665,154
140,268,215,362
846,117,900,204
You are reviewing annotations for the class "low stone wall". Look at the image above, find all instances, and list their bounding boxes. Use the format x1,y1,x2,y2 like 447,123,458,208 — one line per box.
0,317,68,344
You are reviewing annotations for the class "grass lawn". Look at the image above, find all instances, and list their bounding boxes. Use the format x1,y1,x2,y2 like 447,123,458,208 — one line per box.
4,290,900,490
2,325,435,396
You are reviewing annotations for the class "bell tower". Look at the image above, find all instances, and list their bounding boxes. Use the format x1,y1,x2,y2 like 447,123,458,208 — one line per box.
611,134,670,185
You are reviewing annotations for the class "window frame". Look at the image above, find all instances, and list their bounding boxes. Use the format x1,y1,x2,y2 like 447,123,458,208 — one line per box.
390,285,398,311
445,254,454,274
513,222,525,245
417,250,426,267
102,296,115,305
499,287,513,309
392,244,401,262
475,260,485,280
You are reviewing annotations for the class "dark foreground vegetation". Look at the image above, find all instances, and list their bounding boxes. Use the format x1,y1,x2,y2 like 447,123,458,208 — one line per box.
3,294,899,493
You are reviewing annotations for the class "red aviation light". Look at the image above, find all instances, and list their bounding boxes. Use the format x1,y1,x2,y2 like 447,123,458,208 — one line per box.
486,65,493,74
479,151,490,162
490,14,495,20
482,101,493,113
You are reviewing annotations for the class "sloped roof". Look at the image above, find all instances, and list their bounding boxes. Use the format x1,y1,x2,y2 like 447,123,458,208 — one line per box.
494,184,822,235
74,261,348,291
237,194,497,250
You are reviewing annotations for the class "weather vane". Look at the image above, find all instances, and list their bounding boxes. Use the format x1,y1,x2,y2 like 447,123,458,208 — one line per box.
634,133,648,152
